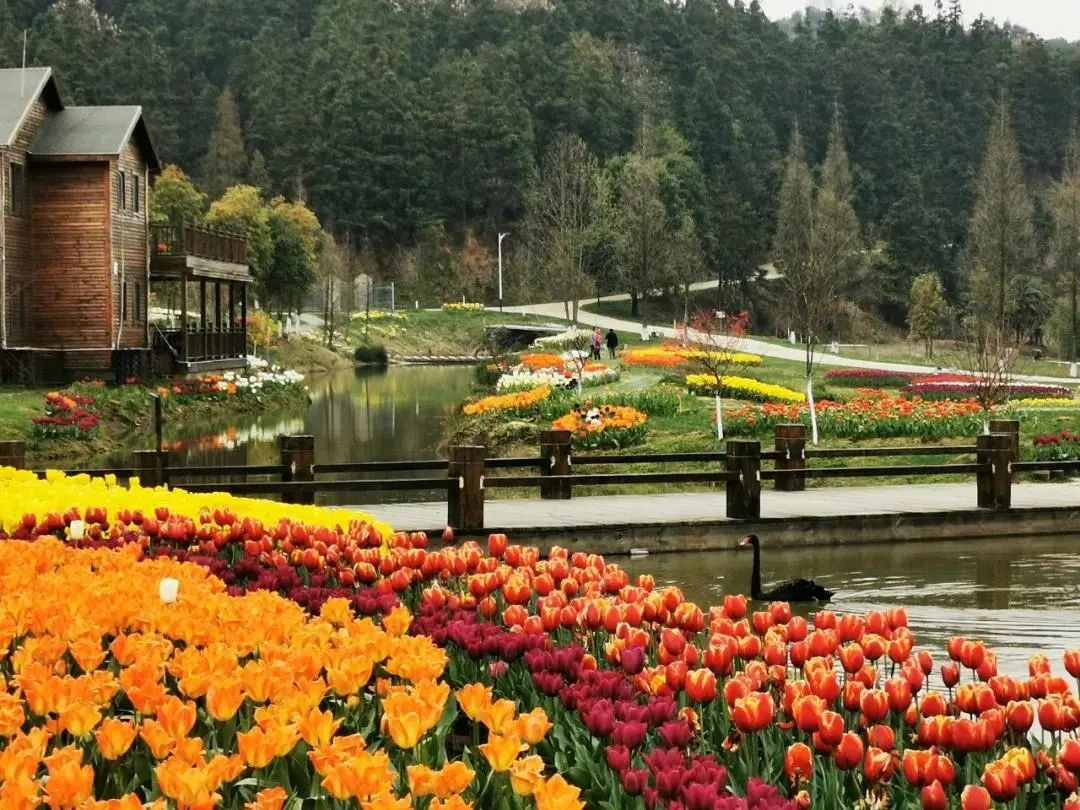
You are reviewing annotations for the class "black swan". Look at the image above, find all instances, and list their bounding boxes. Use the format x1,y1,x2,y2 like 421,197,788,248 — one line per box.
739,534,834,602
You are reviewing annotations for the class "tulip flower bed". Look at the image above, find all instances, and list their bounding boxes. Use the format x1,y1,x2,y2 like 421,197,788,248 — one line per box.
825,368,919,387
31,391,101,439
6,469,1080,808
1033,429,1080,461
495,355,619,393
901,375,1075,403
723,393,986,440
687,374,806,404
623,346,764,370
463,385,552,416
552,404,648,449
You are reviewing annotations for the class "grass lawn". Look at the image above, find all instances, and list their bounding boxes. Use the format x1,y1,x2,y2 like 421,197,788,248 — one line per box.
0,388,48,442
581,287,722,326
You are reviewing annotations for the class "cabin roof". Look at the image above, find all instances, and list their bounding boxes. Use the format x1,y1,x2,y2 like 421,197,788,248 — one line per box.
0,67,59,146
29,106,161,170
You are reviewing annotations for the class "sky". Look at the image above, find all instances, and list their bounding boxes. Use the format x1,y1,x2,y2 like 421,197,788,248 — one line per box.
756,0,1080,42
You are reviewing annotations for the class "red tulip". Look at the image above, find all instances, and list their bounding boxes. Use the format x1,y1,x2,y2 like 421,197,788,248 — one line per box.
982,761,1019,801
785,742,813,784
1065,649,1080,679
1061,737,1080,772
885,678,913,713
791,695,826,734
941,661,960,689
866,724,895,752
863,746,896,783
1005,700,1034,734
685,668,717,704
860,689,889,723
921,781,947,810
960,785,992,810
833,732,864,770
723,593,747,619
817,710,844,747
838,643,865,674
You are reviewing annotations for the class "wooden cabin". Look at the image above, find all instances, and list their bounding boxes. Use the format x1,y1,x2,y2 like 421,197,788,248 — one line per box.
0,67,252,384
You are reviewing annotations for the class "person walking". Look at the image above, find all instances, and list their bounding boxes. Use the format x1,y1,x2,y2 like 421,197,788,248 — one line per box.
592,328,603,360
605,328,619,359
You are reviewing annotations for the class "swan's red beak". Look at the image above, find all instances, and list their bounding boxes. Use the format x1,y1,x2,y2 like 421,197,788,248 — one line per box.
738,536,751,547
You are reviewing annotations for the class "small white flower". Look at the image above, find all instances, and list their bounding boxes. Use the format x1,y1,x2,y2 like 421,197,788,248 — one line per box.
159,577,180,604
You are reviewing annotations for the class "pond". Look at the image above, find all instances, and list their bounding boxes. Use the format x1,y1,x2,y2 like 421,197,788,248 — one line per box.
159,365,477,505
622,535,1080,679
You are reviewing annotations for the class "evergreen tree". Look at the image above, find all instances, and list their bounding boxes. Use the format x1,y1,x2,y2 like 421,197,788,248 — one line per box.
609,154,671,319
966,99,1036,330
772,127,815,369
908,273,950,358
1048,131,1080,363
201,89,249,200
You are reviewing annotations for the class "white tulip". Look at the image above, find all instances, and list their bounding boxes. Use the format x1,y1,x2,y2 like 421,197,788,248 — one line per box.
159,577,180,604
68,520,85,540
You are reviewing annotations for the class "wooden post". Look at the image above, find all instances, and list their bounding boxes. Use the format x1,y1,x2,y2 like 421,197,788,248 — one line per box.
213,281,222,358
152,394,164,452
0,440,26,469
279,435,315,505
133,450,168,488
241,285,248,357
180,273,189,362
539,429,572,500
200,279,207,360
726,439,761,519
228,282,237,356
976,433,1013,509
773,423,806,492
989,418,1020,482
448,445,485,530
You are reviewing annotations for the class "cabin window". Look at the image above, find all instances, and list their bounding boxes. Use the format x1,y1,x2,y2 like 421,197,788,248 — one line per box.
9,162,26,217
117,170,126,210
132,177,141,213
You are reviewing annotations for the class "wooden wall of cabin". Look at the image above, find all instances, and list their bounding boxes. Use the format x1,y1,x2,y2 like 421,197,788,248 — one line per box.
111,141,149,350
2,97,46,347
29,162,111,357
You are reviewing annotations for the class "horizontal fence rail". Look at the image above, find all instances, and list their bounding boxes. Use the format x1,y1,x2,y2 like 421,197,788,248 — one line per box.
5,416,1076,531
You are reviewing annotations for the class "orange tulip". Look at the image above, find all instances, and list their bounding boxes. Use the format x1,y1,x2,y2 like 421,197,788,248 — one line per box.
205,678,245,722
533,773,585,810
509,754,546,797
237,727,276,769
95,718,137,760
43,747,94,810
156,696,197,740
481,733,526,772
245,787,288,810
732,692,774,733
515,707,552,745
299,707,342,749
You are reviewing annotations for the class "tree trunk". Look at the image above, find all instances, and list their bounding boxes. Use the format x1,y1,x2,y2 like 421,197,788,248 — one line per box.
1072,273,1078,364
630,290,639,318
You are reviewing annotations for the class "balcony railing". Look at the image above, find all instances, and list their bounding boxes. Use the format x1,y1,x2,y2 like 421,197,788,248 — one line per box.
151,223,248,266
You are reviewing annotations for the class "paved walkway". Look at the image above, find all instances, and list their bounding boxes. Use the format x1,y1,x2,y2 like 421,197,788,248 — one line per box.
369,480,1080,532
499,286,1078,385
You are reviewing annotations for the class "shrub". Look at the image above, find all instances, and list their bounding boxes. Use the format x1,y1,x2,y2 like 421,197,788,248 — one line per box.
354,344,389,365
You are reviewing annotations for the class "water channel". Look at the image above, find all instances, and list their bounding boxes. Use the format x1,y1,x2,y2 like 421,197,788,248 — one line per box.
623,535,1080,679
156,365,477,505
151,364,1080,674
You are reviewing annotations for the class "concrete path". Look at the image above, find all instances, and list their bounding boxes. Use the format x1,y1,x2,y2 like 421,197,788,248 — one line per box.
498,289,1079,385
369,480,1080,532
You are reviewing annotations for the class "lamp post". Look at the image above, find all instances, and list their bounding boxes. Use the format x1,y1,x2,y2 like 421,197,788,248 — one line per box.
497,232,509,312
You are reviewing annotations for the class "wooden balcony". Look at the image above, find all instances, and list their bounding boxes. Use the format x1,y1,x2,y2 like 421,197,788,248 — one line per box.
150,223,251,282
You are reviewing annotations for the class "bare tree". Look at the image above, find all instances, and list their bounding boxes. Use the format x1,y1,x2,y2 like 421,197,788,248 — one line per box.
562,328,594,398
522,135,604,322
949,321,1019,425
684,310,750,440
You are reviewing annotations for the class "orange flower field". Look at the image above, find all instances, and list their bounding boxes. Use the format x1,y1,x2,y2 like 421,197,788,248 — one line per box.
1,469,1079,809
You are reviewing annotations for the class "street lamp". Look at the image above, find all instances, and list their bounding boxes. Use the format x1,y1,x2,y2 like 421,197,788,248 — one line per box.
497,232,509,312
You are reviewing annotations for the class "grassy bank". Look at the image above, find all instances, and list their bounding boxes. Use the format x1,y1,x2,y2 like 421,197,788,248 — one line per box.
267,335,354,374
350,309,571,357
1,378,309,468
451,348,1080,497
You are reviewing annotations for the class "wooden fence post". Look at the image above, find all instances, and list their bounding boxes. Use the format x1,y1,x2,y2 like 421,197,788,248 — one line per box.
773,424,806,492
988,418,1020,482
540,429,572,500
133,450,169,487
0,440,26,470
976,433,1012,509
279,435,315,505
448,445,485,530
726,439,761,519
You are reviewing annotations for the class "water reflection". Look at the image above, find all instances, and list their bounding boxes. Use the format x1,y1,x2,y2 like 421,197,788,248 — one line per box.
152,365,477,505
622,536,1080,678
